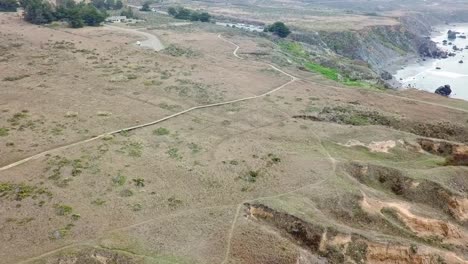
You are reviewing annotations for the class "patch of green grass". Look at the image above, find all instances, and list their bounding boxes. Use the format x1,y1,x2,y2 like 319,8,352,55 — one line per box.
279,40,379,90
5,217,35,225
112,173,127,186
167,196,183,208
71,214,81,221
303,103,321,113
279,41,308,59
0,127,9,136
243,170,260,183
153,127,170,136
121,141,143,157
167,147,181,160
132,178,145,188
127,74,138,80
45,156,89,186
71,159,86,176
305,62,377,89
3,74,30,81
158,103,180,111
305,62,340,81
319,106,396,126
346,240,368,264
49,223,74,240
131,203,143,211
163,44,199,57
118,130,130,137
51,126,64,136
188,143,201,154
120,189,134,197
7,112,28,126
0,182,52,201
91,198,106,206
54,204,73,216
267,153,281,164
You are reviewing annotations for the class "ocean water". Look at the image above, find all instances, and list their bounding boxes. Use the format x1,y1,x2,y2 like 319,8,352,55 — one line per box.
394,24,468,100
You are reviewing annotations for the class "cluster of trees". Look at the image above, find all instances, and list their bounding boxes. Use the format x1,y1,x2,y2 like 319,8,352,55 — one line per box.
91,0,123,10
265,21,291,38
20,0,107,27
0,0,18,12
167,7,211,22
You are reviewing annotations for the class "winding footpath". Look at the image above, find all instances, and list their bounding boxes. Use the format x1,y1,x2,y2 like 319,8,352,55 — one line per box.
0,33,297,172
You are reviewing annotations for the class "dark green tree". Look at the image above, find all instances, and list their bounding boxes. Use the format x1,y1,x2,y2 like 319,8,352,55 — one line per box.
0,0,18,12
55,0,75,20
140,2,150,11
22,0,55,24
79,4,106,26
67,7,83,28
174,7,190,20
189,11,199,21
198,12,210,22
267,21,291,38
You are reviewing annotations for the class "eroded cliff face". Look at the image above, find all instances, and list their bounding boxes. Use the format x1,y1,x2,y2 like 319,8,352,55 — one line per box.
244,203,466,264
320,17,445,70
291,13,447,82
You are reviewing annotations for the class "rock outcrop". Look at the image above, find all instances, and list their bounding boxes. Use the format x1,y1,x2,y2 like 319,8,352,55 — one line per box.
380,71,393,80
435,84,452,96
448,30,458,39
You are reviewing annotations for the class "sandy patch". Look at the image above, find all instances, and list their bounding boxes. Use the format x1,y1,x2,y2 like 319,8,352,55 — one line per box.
342,139,398,153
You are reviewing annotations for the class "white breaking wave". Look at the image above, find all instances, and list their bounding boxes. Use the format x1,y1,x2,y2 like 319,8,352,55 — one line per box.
427,70,468,78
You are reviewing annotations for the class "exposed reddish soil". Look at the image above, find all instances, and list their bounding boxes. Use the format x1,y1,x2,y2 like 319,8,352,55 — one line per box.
418,138,468,166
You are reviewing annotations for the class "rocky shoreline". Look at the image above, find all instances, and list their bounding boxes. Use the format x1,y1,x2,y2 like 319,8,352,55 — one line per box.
374,19,467,90
394,23,468,100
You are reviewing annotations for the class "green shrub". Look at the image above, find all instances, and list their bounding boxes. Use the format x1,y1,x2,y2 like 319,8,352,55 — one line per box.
153,127,170,136
3,74,30,81
0,127,9,137
132,178,145,187
266,21,291,38
54,204,73,216
91,198,106,205
119,189,134,197
112,174,126,186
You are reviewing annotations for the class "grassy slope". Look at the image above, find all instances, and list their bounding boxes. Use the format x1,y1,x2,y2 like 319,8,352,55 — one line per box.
278,40,380,90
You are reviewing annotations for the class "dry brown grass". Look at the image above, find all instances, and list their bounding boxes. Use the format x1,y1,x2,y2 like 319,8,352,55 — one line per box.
1,11,468,264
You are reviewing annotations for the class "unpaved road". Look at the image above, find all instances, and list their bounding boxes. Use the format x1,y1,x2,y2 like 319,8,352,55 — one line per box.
103,24,164,51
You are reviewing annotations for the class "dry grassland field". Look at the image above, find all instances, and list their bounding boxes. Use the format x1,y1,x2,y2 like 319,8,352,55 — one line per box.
1,1,468,263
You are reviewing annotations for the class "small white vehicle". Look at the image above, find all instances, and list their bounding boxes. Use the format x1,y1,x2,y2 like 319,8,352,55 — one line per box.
136,41,141,46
